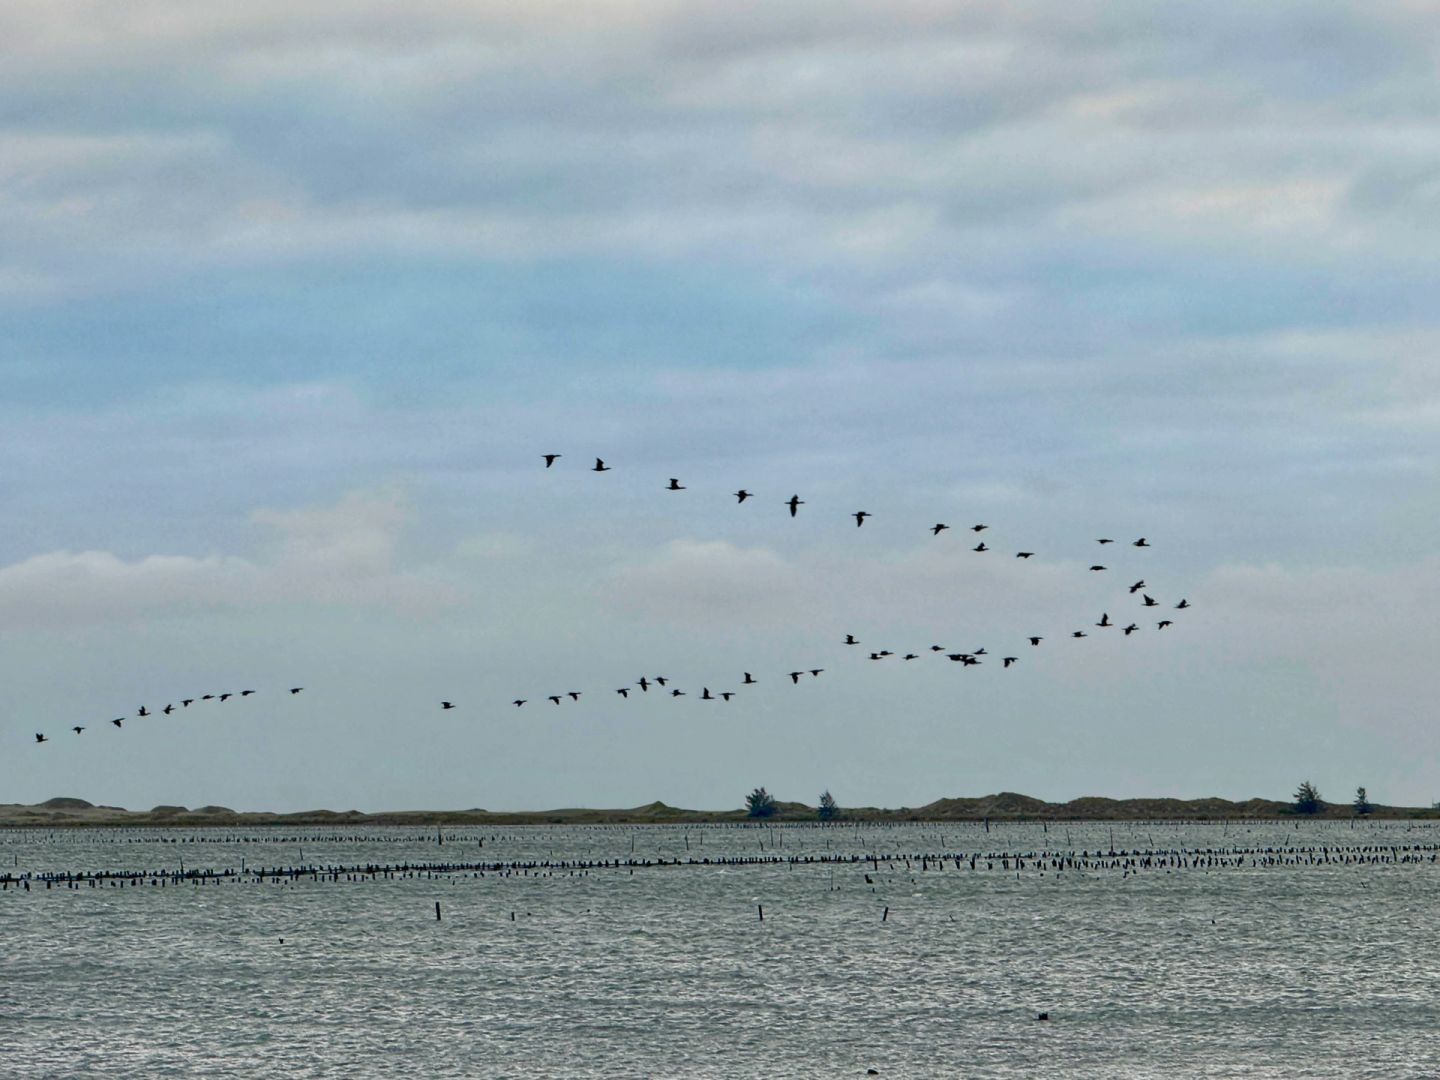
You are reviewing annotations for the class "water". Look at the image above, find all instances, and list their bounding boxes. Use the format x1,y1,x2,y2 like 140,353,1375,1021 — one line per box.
4,820,1438,1078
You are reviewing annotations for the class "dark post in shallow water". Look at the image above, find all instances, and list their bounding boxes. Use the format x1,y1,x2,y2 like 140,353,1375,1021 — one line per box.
882,906,889,922
435,901,442,921
757,904,763,921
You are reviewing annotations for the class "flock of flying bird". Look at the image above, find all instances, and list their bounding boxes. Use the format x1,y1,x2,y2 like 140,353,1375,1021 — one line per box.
478,454,1191,712
25,452,1193,746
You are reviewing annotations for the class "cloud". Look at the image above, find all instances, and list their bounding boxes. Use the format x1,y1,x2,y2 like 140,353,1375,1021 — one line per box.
0,489,455,626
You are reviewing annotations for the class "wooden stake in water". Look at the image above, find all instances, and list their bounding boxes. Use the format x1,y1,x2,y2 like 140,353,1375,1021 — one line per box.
435,901,442,921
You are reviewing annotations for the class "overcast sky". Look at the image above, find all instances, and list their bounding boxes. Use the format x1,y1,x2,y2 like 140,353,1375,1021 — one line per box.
3,1,1439,812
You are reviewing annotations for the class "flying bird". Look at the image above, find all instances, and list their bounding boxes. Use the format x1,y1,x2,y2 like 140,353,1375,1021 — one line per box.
734,490,753,503
72,726,85,734
789,672,803,684
654,676,669,687
671,689,686,698
1016,551,1034,559
930,645,946,652
971,524,988,532
201,695,215,701
637,677,650,692
592,458,610,472
34,733,47,744
543,454,561,467
667,478,686,491
1129,580,1145,594
182,699,194,707
720,692,735,701
1097,613,1112,627
111,719,123,728
845,634,859,645
289,688,303,695
441,701,455,710
786,494,804,517
616,688,629,698
809,669,824,677
1029,637,1043,646
513,700,527,707
1003,657,1018,668
869,652,883,660
1123,623,1139,636
163,704,175,714
568,692,581,701
137,706,150,717
701,688,714,700
1142,594,1159,607
1176,599,1191,609
1133,538,1150,547
973,542,988,552
743,673,756,684
219,693,232,702
1097,538,1114,545
1089,565,1107,572
931,523,949,535
241,690,256,697
1072,631,1087,638
903,654,918,661
1157,620,1173,629
853,511,871,527
548,695,563,705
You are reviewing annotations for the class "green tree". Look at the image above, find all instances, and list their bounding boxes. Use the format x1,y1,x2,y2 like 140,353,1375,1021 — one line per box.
817,790,839,820
1293,780,1322,814
1353,786,1373,815
745,786,777,818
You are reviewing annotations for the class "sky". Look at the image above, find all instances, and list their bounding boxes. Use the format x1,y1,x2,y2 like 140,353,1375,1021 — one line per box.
3,1,1439,812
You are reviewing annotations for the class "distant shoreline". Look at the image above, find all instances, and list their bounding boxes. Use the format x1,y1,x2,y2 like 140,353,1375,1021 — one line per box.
3,792,1436,828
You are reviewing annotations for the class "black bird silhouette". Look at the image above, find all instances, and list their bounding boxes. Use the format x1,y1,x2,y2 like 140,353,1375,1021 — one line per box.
1072,631,1087,638
182,699,194,707
34,733,47,744
289,688,303,694
441,701,455,709
616,688,629,698
810,668,823,677
930,645,946,652
701,688,714,700
789,671,803,683
963,656,982,666
543,454,561,467
845,634,860,645
241,690,256,696
1176,599,1191,609
786,494,804,517
1123,623,1139,635
1097,538,1114,544
654,676,669,687
137,706,150,717
853,511,871,527
592,458,610,472
971,524,988,532
869,652,883,660
513,699,527,707
568,692,581,701
1097,613,1112,627
1003,657,1018,668
163,704,175,715
1089,565,1107,571
743,672,756,684
637,677,650,692
946,653,969,662
1142,594,1158,607
720,692,735,701
1129,580,1145,593
931,523,949,535
111,718,123,728
671,689,686,698
1157,620,1173,629
201,694,215,701
1133,538,1150,547
1029,636,1043,646
667,478,686,491
973,648,986,655
1016,551,1034,558
734,490,753,503
219,693,232,702
973,542,988,552
548,695,562,705
903,653,918,661
72,726,85,734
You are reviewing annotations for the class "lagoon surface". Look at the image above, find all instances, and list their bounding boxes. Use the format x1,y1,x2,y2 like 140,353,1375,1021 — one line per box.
4,819,1438,1078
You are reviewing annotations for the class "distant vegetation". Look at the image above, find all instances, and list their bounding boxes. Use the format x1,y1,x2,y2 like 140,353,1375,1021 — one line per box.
1293,781,1322,815
818,790,839,821
744,787,777,818
1353,787,1372,816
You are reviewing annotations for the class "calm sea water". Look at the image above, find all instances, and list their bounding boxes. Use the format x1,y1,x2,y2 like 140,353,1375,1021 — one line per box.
3,819,1438,1078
